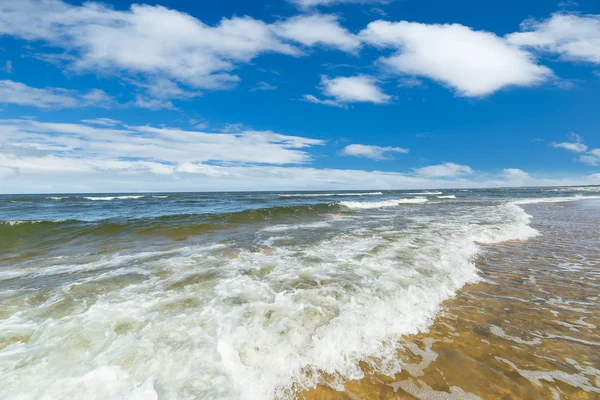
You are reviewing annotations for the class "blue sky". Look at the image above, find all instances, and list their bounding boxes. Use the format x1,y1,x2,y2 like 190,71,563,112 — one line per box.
0,0,599,193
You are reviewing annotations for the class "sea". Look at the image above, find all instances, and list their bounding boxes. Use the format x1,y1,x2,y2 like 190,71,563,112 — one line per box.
1,187,599,399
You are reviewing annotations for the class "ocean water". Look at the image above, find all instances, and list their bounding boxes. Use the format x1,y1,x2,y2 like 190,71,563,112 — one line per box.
1,187,600,399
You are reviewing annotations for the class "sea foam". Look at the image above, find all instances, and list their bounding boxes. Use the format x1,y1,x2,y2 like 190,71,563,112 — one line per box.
83,195,145,201
278,192,383,197
339,197,428,209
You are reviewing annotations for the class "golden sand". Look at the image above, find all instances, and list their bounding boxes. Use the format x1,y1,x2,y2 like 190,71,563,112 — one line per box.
300,203,600,399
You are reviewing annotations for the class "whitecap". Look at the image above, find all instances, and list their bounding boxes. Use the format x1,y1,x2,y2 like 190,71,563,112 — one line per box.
279,192,383,198
340,197,428,209
83,195,145,201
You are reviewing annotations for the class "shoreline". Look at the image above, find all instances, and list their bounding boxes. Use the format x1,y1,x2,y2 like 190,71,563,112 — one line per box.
300,199,600,399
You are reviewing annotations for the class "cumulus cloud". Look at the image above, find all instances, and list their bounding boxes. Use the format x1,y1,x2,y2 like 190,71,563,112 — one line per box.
305,75,391,106
272,14,360,53
341,144,408,159
0,0,359,102
360,20,552,97
0,80,113,109
414,162,474,178
503,168,531,180
507,13,600,64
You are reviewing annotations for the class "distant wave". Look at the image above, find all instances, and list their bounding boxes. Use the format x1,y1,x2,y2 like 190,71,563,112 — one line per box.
511,195,600,205
279,192,383,198
411,191,443,195
340,197,428,210
543,187,600,192
47,196,69,200
83,195,145,201
152,195,169,199
437,195,456,199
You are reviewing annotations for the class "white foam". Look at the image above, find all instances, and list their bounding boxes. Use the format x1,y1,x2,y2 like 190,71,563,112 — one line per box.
511,195,600,205
278,192,383,197
47,196,69,200
340,197,428,209
437,195,456,199
83,195,145,201
261,221,332,232
0,200,543,400
411,191,443,195
151,195,169,199
0,220,59,226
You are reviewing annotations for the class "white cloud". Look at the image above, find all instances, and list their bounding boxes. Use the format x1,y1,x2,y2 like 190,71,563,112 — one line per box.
249,81,278,92
0,0,358,101
302,94,346,107
577,155,599,166
0,80,113,109
507,13,600,64
134,96,176,111
552,134,588,152
503,168,531,180
81,118,122,127
414,162,474,178
0,119,325,170
305,75,391,106
272,14,360,53
341,144,408,160
360,20,553,97
552,141,588,152
289,0,389,9
551,134,600,165
1,118,600,193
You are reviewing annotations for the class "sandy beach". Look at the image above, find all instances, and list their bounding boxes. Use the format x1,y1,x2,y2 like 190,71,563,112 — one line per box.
302,200,600,399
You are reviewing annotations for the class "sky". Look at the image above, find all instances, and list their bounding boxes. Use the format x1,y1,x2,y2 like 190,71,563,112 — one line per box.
0,0,599,193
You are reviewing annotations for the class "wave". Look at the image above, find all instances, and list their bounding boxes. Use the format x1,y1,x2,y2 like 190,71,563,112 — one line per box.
411,191,443,195
279,192,383,198
437,195,456,199
47,196,69,200
152,195,169,199
0,198,545,400
83,195,145,201
511,195,600,205
340,197,428,209
1,220,50,226
542,186,600,192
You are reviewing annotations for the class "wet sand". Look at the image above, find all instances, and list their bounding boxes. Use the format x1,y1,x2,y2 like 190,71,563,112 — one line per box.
301,200,600,399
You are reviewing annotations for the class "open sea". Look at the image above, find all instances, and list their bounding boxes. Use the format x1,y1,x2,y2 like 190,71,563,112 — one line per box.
1,188,599,399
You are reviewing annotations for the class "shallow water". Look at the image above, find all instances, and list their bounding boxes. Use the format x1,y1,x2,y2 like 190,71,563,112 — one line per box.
1,188,599,399
302,200,600,399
